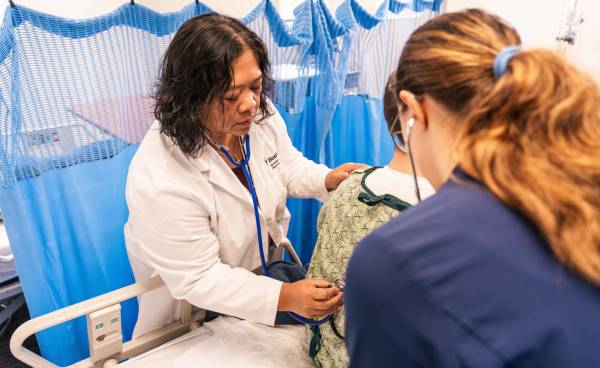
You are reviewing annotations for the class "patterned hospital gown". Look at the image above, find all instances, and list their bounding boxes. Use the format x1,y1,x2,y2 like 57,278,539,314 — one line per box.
306,167,411,368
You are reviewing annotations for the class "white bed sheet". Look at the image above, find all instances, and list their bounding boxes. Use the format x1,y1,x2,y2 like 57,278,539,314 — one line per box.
119,316,315,368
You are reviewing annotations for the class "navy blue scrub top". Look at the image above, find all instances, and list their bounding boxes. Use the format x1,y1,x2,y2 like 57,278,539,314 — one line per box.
345,168,600,367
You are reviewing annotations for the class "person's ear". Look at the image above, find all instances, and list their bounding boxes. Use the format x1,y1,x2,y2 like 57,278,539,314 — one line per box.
399,90,427,129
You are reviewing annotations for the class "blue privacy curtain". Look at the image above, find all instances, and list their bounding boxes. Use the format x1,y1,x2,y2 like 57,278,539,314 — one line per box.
0,3,212,365
278,0,354,263
246,0,355,263
328,0,442,168
244,1,318,264
0,0,442,364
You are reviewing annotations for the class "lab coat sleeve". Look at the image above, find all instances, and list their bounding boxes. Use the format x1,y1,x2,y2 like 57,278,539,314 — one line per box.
271,106,331,200
128,182,282,326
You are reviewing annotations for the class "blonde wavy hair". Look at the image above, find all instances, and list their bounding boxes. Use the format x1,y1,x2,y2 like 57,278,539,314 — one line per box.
394,9,600,285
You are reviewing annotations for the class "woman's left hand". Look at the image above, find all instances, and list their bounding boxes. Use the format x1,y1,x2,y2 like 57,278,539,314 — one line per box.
325,162,366,192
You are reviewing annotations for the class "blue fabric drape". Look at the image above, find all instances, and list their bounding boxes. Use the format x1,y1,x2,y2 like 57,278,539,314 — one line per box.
280,0,356,263
377,0,444,15
328,95,393,167
328,0,394,172
0,147,139,364
327,0,440,167
0,1,442,364
0,3,211,365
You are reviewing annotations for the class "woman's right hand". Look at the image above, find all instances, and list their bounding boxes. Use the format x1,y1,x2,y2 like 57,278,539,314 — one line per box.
277,279,343,319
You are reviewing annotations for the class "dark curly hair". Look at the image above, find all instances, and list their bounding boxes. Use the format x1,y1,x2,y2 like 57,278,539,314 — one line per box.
154,13,274,157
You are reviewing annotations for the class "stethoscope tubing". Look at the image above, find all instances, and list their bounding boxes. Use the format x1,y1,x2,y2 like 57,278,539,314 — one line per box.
213,134,331,326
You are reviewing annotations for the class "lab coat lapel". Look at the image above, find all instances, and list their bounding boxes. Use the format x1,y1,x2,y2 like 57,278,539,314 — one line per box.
193,135,272,259
196,146,254,208
247,132,273,257
247,132,273,217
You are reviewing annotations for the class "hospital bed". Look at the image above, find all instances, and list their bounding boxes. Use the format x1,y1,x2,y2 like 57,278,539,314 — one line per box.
9,242,312,368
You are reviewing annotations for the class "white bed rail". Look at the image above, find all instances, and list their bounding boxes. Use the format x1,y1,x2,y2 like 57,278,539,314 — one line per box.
10,243,299,368
10,276,205,368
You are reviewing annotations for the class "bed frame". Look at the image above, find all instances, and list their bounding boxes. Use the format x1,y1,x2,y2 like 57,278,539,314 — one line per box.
10,242,302,368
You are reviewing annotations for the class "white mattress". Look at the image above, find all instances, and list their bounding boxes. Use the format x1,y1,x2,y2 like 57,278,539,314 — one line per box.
119,316,315,368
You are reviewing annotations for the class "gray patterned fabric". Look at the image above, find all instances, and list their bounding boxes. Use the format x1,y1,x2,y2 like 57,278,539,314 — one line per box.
306,167,411,368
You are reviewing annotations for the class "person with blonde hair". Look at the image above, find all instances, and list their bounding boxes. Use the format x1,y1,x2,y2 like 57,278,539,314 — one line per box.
344,9,600,367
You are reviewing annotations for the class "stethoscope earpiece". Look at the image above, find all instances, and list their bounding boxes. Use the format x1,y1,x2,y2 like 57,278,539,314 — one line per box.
405,117,422,203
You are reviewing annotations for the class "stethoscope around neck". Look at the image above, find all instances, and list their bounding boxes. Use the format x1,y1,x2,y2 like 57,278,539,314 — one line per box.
206,133,332,326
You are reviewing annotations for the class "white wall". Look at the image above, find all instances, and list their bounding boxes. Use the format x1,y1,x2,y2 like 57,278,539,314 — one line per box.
447,0,600,81
328,0,380,13
1,0,264,19
2,0,84,18
0,0,382,20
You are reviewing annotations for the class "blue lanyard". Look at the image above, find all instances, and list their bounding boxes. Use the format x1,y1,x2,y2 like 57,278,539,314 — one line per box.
217,134,331,326
218,136,269,276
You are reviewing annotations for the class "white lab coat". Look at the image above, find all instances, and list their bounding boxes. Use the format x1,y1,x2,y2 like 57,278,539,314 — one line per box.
124,104,331,337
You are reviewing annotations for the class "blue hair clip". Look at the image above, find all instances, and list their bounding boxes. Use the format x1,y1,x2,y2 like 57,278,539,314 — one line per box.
493,45,521,79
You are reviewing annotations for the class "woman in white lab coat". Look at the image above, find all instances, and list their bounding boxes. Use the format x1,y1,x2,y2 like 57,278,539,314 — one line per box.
124,13,359,338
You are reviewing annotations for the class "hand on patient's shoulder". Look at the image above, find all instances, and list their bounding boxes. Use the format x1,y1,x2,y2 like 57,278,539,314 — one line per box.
325,162,367,192
278,279,343,319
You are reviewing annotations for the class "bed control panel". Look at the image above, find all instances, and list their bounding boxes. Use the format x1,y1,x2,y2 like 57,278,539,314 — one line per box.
86,303,123,363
